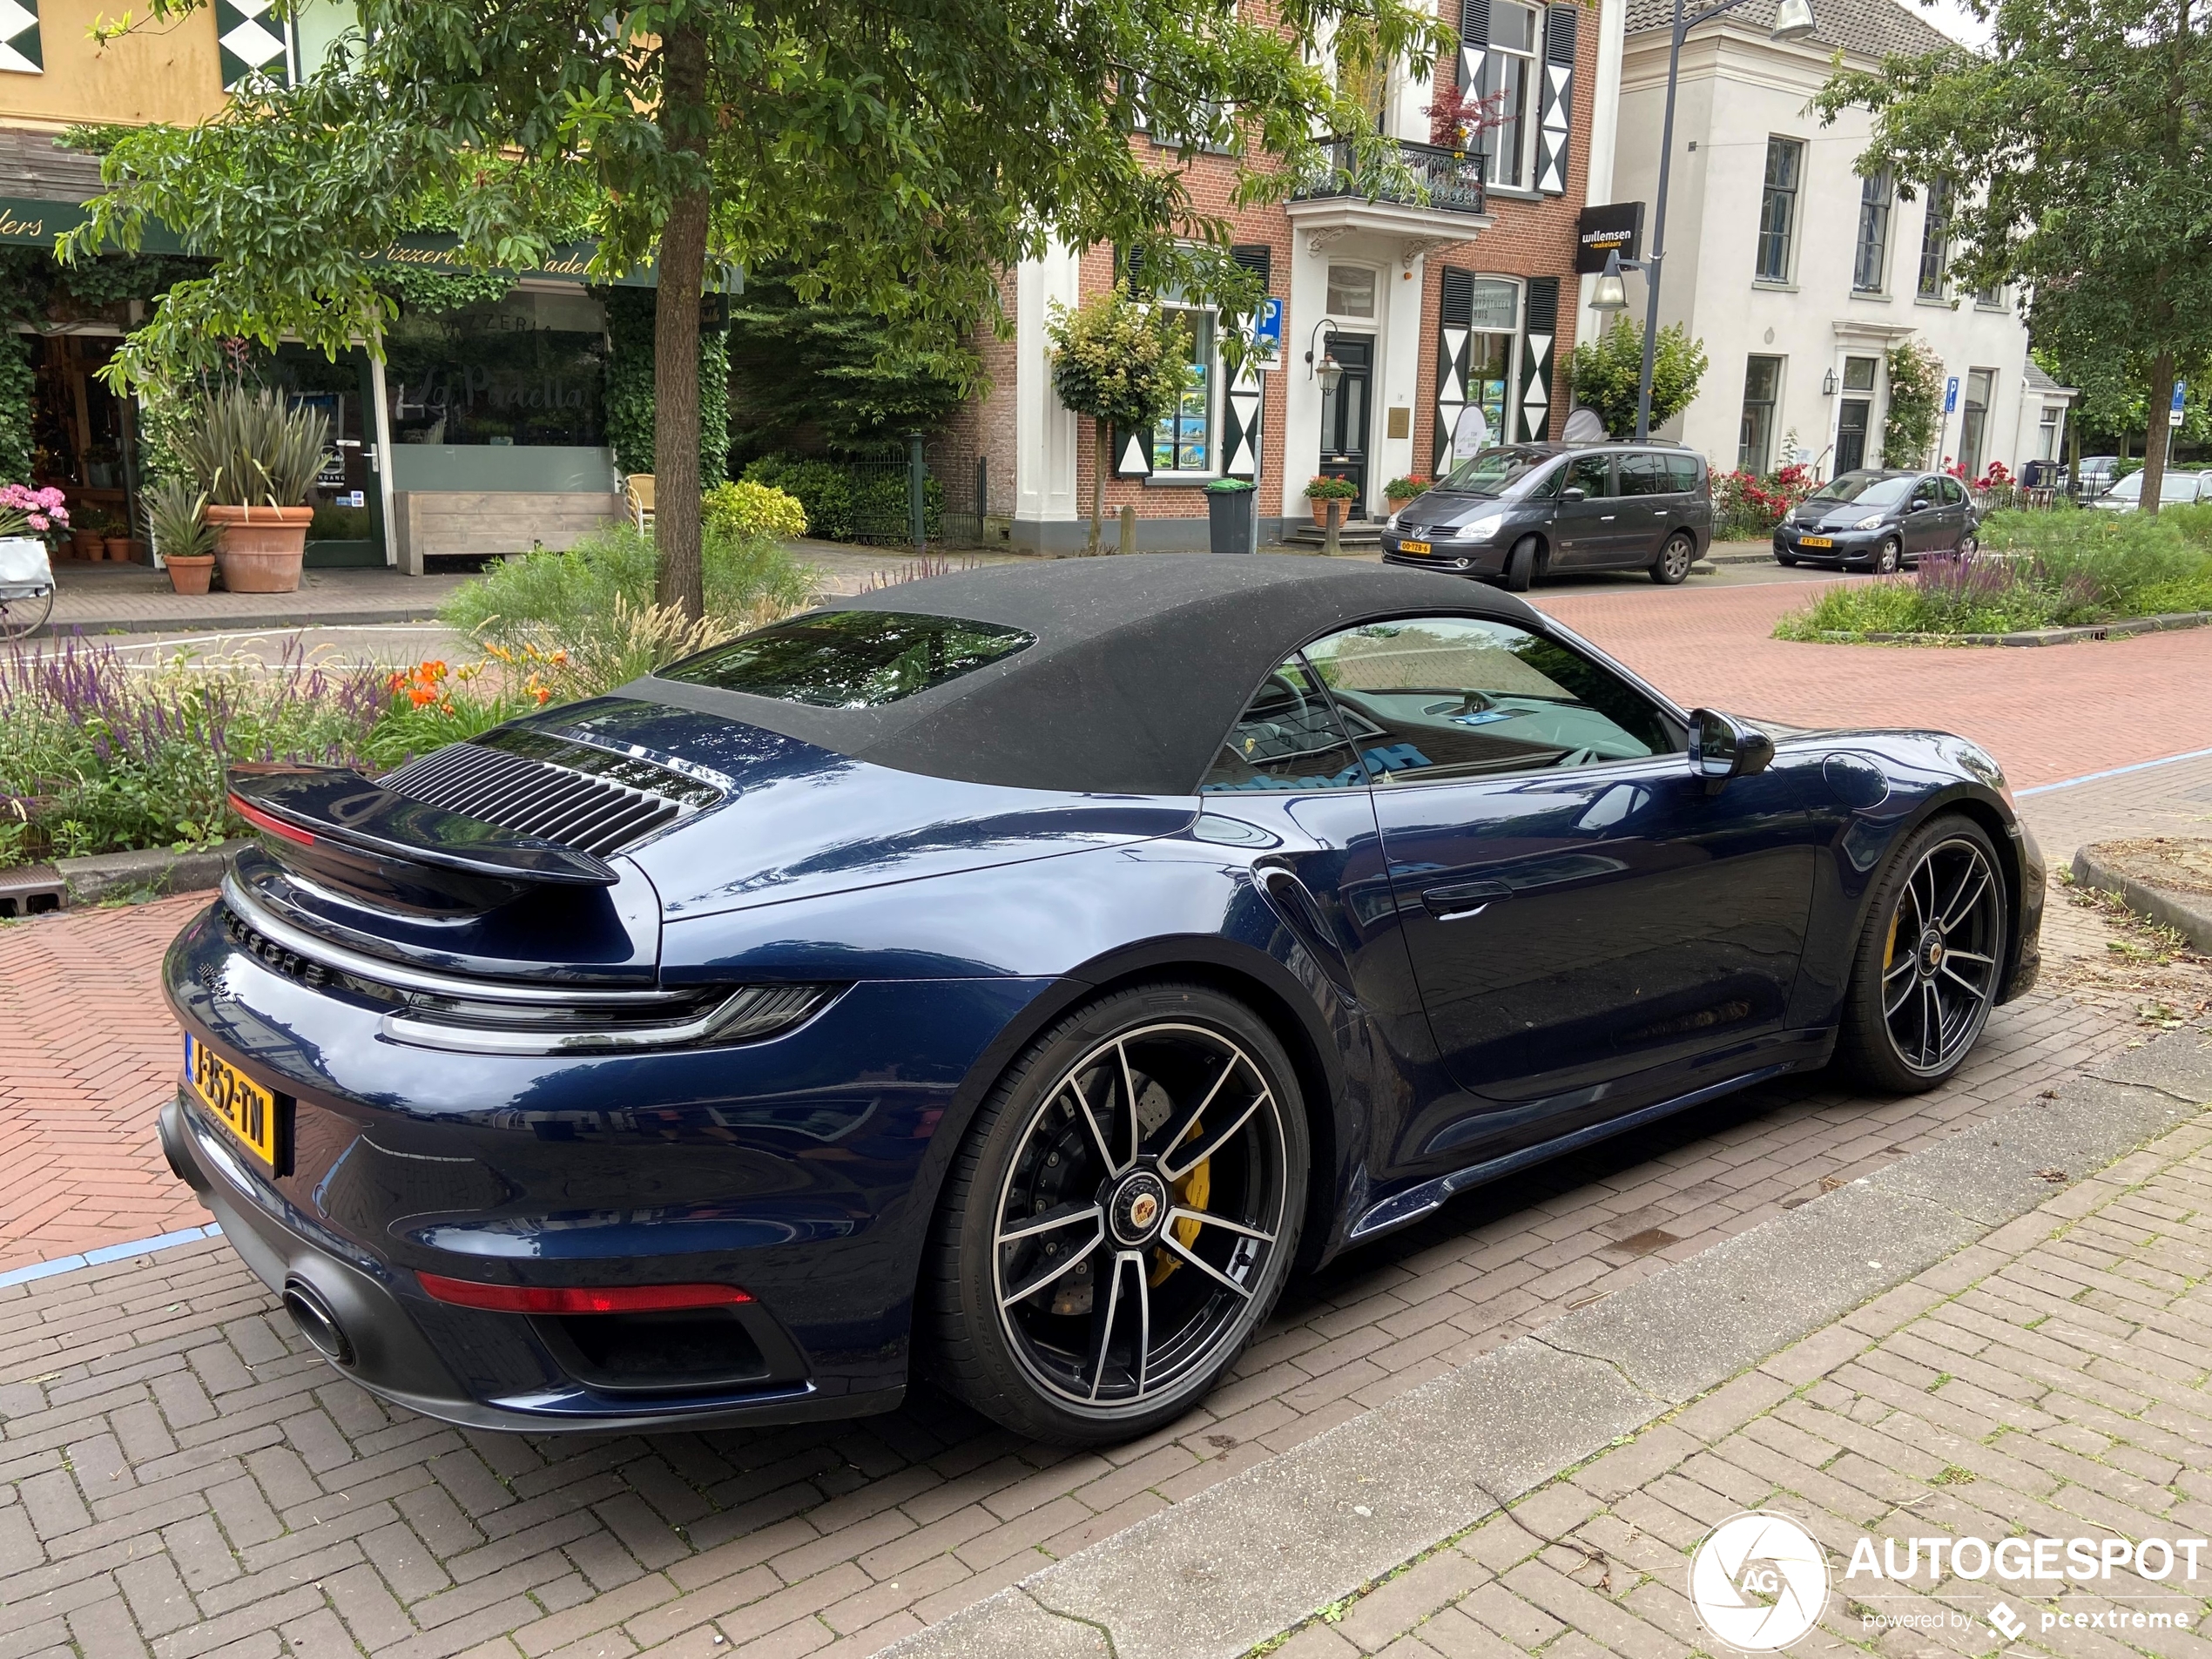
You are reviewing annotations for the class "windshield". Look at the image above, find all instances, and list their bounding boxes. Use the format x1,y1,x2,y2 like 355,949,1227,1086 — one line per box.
1436,447,1556,498
2107,471,2201,502
659,610,1035,707
1807,473,1915,507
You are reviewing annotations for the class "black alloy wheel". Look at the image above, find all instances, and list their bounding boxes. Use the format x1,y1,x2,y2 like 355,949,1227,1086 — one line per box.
928,985,1306,1443
1871,536,1904,576
1501,536,1541,592
1650,532,1696,585
1836,814,2006,1091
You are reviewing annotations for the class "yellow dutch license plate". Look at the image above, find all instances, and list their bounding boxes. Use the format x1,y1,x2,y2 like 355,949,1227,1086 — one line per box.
185,1034,281,1170
1399,539,1432,556
1799,535,1834,549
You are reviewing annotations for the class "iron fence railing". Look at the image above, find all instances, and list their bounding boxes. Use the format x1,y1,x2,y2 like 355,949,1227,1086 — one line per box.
1291,139,1487,216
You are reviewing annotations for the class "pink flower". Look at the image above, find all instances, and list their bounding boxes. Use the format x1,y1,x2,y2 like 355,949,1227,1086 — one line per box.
27,515,47,529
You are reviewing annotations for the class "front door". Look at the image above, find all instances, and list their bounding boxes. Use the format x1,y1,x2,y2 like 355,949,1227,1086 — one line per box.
1550,452,1627,567
274,345,388,569
1836,401,1870,474
1318,334,1374,516
1299,615,1816,1172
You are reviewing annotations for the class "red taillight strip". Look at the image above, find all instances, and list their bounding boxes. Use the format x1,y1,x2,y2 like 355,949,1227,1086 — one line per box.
228,793,316,846
415,1272,753,1314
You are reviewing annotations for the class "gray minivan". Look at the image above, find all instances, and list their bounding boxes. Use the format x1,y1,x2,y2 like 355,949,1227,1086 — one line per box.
1379,443,1712,590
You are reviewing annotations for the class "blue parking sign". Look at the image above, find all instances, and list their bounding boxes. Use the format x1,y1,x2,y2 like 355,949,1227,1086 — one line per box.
1252,297,1284,367
1944,376,1959,415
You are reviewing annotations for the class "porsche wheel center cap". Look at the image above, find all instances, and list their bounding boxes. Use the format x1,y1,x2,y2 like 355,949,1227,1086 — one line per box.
1919,929,1946,975
1109,1172,1170,1244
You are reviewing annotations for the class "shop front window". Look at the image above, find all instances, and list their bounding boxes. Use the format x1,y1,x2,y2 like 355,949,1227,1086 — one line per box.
1150,307,1217,475
387,290,607,448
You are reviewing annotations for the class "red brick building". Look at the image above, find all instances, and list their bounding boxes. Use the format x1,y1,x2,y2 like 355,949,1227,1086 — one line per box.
946,3,1604,550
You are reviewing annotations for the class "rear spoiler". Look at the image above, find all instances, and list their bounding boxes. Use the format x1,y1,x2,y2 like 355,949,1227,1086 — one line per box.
227,764,617,914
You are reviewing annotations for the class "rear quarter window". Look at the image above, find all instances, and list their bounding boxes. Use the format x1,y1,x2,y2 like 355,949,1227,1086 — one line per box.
659,610,1035,707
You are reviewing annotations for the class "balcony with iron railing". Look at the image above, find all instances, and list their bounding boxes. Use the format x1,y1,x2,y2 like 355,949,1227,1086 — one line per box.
1285,138,1491,257
1291,138,1487,216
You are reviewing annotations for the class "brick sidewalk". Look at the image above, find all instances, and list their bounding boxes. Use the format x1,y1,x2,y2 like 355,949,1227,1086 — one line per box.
1259,1101,2212,1659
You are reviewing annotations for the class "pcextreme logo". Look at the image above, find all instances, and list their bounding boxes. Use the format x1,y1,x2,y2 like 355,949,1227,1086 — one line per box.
1689,1512,1831,1652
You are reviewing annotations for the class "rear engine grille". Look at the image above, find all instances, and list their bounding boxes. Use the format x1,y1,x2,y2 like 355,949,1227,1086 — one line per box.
380,730,722,858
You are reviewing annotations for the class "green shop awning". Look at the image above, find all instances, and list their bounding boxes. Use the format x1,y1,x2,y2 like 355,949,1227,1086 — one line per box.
0,195,691,288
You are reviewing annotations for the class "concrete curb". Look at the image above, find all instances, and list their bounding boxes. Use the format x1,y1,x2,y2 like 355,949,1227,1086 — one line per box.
1813,610,2212,649
2073,844,2212,954
56,840,244,905
44,605,450,637
877,1028,2212,1659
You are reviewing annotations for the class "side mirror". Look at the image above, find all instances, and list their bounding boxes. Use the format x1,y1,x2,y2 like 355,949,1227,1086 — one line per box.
1910,496,1931,512
1689,709,1776,794
1561,486,1588,502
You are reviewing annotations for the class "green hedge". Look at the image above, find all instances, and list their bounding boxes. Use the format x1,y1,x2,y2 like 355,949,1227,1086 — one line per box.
741,455,943,542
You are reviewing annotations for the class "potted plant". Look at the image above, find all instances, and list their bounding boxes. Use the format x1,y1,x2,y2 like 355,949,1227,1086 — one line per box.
0,484,65,614
175,386,332,594
143,475,219,596
1303,474,1359,523
69,503,108,560
1384,474,1431,516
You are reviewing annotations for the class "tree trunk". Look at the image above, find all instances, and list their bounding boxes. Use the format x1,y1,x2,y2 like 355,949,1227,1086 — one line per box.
2142,353,2175,517
1089,422,1106,556
652,20,711,620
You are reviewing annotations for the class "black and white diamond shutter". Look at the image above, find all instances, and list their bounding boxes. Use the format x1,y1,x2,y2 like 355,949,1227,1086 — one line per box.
216,0,294,89
1520,276,1559,442
1457,0,1490,98
0,0,38,74
1536,6,1577,197
1434,268,1476,474
1223,245,1271,479
1109,246,1154,476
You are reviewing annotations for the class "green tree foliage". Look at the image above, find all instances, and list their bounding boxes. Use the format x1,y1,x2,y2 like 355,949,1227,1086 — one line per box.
1045,283,1191,554
1813,0,2212,513
1567,317,1707,438
1883,339,1944,467
64,0,1447,614
724,273,975,464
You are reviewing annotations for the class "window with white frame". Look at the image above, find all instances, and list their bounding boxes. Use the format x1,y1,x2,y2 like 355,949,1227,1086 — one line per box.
2037,404,2060,460
1150,305,1218,475
1327,264,1378,319
1473,2,1539,191
1853,168,1892,293
1756,138,1804,283
1917,179,1952,299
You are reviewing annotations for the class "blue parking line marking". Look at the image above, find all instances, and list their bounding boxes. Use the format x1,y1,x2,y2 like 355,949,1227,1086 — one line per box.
0,1223,224,1290
2017,745,2212,798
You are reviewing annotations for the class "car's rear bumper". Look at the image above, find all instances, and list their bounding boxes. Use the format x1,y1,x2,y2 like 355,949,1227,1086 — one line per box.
158,1091,903,1432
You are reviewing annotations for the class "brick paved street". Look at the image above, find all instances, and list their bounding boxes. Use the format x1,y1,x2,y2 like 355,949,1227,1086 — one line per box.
0,584,2205,1657
1257,1100,2212,1659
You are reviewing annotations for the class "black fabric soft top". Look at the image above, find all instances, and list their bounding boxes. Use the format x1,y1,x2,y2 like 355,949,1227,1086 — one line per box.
628,555,1541,795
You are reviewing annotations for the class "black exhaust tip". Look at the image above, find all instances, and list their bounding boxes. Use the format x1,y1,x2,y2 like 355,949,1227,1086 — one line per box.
282,1278,356,1367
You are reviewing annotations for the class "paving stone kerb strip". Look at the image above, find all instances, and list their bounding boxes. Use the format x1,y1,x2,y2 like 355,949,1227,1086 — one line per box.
2074,843,2212,954
882,1028,2212,1659
1812,610,2212,649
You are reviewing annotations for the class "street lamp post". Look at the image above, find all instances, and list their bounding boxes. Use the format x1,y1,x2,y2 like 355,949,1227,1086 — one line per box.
1607,0,1816,441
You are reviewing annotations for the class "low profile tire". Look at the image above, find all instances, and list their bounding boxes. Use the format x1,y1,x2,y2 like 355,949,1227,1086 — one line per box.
1834,813,2007,1093
1501,535,1541,592
1775,550,1798,568
1650,532,1695,585
1872,536,1904,575
927,983,1309,1445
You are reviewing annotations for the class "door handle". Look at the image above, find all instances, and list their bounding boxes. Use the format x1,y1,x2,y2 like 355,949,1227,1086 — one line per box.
1599,515,1615,522
1420,879,1508,921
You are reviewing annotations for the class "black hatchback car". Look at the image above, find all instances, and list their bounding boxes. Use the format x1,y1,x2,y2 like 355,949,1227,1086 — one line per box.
1381,443,1712,591
1773,470,1979,572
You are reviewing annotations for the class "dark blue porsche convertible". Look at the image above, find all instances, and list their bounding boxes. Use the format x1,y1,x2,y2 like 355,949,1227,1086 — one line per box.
161,557,2041,1445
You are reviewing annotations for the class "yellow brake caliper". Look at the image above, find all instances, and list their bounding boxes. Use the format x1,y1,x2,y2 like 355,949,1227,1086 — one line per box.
1151,1126,1210,1286
1885,906,1901,977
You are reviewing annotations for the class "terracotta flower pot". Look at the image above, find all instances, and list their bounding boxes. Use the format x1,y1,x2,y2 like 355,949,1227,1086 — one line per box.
206,504,313,594
70,529,103,560
165,555,215,597
1386,496,1414,517
104,536,137,563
